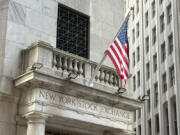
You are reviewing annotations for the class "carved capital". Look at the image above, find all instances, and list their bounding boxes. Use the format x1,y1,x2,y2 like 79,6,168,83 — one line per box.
25,112,52,135
25,112,50,124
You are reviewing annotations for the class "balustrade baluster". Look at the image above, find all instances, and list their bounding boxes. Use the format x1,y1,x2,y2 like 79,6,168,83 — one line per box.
57,55,62,72
109,72,113,85
62,56,68,75
53,53,57,69
99,69,105,83
91,65,95,75
96,70,100,83
68,57,73,72
73,59,78,74
99,69,102,82
118,78,122,88
52,50,121,88
78,61,83,77
114,76,118,86
111,73,114,86
112,75,116,86
102,70,105,83
94,66,99,82
105,71,109,84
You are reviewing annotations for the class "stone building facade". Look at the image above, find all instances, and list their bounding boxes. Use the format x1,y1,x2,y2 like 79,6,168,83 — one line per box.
125,0,180,135
0,0,141,135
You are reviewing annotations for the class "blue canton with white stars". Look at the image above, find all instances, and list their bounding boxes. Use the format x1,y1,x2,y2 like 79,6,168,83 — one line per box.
117,19,128,46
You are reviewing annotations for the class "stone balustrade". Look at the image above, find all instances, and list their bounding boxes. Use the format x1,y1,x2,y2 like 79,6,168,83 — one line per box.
21,41,122,91
52,48,87,78
91,63,121,87
52,48,121,88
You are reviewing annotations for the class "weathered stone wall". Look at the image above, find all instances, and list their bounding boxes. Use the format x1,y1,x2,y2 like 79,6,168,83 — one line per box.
0,0,9,94
0,1,18,135
0,0,125,94
0,0,126,135
90,0,125,64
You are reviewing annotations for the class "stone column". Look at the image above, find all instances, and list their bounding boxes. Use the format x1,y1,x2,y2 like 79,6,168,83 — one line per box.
25,113,49,135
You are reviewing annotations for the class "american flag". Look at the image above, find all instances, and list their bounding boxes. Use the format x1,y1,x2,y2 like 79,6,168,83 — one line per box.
106,19,130,86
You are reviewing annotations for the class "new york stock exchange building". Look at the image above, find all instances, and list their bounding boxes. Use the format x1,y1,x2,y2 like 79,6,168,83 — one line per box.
0,0,142,135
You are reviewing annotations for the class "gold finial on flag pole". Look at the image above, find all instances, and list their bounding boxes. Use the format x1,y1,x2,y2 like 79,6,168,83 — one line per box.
130,6,134,11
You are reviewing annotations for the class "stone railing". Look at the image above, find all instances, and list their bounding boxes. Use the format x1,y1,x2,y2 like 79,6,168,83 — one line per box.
21,41,122,91
91,62,121,87
52,48,87,79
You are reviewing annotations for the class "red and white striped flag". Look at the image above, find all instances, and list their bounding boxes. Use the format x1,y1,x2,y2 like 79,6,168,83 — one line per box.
106,19,130,86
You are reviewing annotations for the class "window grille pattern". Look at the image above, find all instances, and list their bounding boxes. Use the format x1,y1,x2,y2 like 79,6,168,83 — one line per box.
56,5,89,58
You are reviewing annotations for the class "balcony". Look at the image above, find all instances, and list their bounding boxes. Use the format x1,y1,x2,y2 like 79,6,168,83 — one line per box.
15,40,141,108
18,41,126,92
14,41,142,134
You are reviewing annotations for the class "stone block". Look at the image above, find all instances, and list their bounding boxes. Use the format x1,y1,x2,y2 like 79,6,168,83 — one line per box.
0,57,3,75
25,8,57,37
0,99,17,123
2,40,24,78
0,18,8,40
0,0,9,10
113,12,124,28
26,41,53,69
12,0,42,12
90,34,107,60
4,40,24,60
0,75,14,94
2,57,21,77
37,45,53,68
41,34,56,47
25,25,56,47
0,122,16,135
8,1,26,25
101,23,116,41
109,0,125,14
41,16,57,37
91,0,114,26
25,27,56,48
42,0,58,19
0,6,8,19
57,0,90,15
16,125,27,135
0,39,6,58
84,63,91,79
6,21,27,44
89,33,113,67
25,9,44,33
57,0,78,12
90,18,102,37
75,0,90,15
24,28,42,47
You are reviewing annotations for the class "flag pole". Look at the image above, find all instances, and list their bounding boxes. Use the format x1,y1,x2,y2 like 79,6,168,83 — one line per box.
89,53,108,86
112,8,133,41
88,7,134,87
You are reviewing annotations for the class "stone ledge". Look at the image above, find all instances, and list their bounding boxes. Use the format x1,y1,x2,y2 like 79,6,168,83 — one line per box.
14,70,143,112
20,88,133,123
26,41,53,50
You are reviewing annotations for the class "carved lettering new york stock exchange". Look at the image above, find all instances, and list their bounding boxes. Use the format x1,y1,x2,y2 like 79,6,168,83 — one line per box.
38,89,131,120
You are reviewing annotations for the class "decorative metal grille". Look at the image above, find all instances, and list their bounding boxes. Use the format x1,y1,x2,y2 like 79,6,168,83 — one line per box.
56,4,89,58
